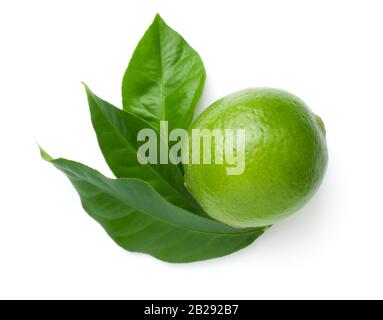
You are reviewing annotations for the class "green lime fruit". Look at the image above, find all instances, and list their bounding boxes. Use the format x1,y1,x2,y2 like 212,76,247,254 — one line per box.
184,88,328,228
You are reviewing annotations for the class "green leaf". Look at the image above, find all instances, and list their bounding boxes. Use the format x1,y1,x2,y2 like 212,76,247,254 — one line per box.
84,84,203,214
40,149,266,263
122,14,206,132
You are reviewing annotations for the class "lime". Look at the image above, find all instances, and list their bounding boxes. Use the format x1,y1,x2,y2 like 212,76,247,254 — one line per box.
184,88,328,228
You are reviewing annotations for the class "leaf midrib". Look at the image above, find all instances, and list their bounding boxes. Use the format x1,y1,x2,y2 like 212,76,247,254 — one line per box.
64,162,261,237
90,94,189,207
157,20,166,122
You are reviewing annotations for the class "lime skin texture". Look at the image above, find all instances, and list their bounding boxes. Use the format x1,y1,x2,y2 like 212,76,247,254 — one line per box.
184,88,328,228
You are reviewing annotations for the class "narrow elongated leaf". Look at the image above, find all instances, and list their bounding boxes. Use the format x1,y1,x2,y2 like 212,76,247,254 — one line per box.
84,84,202,213
122,14,206,132
41,149,265,263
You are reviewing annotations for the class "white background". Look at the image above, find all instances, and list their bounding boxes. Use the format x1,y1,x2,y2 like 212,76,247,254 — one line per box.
1,0,382,300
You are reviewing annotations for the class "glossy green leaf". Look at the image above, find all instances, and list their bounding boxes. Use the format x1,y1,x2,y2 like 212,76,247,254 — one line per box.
41,149,265,263
84,84,204,214
122,14,206,132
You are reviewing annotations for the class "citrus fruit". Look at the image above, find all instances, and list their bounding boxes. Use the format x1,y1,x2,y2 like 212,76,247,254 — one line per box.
184,88,328,228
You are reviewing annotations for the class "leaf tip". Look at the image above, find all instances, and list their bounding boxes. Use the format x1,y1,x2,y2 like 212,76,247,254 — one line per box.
153,13,165,26
81,81,90,93
81,82,95,105
261,225,272,232
38,144,53,161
